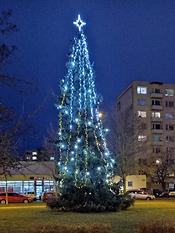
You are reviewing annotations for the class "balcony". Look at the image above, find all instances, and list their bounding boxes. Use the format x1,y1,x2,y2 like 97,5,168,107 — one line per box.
152,105,163,110
152,141,163,146
152,129,163,134
150,93,163,98
151,117,163,122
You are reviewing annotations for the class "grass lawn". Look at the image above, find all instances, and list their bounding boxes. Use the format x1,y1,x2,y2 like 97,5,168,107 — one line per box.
0,200,174,233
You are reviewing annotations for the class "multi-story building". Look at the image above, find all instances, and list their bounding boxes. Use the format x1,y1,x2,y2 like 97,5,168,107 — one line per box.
116,81,175,190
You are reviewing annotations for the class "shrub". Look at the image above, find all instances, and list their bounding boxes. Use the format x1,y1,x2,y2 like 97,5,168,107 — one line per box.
46,184,134,212
138,220,175,233
120,194,135,210
30,224,112,233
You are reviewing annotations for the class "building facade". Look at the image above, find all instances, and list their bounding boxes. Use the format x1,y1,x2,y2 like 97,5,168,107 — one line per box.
0,161,56,198
117,81,175,190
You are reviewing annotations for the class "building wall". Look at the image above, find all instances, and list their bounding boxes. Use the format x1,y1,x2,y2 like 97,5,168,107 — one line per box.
0,161,56,198
112,175,146,191
116,81,175,189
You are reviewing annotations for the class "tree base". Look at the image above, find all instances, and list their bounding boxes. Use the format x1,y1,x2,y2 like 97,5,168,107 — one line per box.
47,184,134,212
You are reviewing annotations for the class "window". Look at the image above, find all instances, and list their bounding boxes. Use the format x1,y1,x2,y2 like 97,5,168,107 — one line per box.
152,112,161,118
165,113,174,120
166,124,174,131
165,101,174,107
166,136,174,142
166,125,174,130
165,89,174,96
152,99,161,106
154,88,161,93
152,135,162,142
137,99,146,106
153,147,161,153
166,147,174,153
137,86,147,94
128,181,133,187
138,111,146,118
152,123,162,130
138,135,147,142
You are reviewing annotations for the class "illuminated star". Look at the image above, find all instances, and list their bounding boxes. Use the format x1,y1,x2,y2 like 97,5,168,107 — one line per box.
73,14,86,32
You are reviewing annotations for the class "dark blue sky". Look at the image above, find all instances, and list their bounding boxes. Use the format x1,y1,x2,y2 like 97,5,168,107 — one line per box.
1,0,175,151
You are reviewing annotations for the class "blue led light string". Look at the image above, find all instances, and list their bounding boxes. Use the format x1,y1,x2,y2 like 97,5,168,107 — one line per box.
80,32,92,181
66,39,79,170
81,33,94,120
57,15,114,188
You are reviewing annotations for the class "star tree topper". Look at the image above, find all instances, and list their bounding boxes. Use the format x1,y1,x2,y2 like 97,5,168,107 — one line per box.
73,14,86,32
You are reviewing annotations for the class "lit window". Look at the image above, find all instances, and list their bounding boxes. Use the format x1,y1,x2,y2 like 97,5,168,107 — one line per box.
138,111,146,118
32,151,37,156
165,89,174,96
137,86,147,94
156,159,160,164
137,99,146,106
32,156,37,160
50,156,55,160
152,112,161,118
138,135,147,142
152,135,161,142
165,113,174,120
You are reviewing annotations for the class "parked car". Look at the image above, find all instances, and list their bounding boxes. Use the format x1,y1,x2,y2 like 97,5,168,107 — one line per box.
153,189,163,198
0,192,33,204
24,191,37,201
41,191,57,202
125,189,140,195
158,191,169,198
156,190,175,198
127,190,155,200
169,191,175,197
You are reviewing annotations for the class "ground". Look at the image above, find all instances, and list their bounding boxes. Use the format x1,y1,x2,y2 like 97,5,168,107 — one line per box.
0,200,174,233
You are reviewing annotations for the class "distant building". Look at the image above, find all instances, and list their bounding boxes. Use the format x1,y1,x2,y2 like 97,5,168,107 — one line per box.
0,161,56,198
112,175,146,192
24,148,55,161
116,81,175,190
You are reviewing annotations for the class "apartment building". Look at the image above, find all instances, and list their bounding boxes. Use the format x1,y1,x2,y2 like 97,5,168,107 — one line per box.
116,81,175,190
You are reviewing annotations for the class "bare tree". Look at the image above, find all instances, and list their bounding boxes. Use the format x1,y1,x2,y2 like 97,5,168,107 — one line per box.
0,10,31,202
40,125,60,193
146,148,175,191
43,125,59,161
108,106,147,192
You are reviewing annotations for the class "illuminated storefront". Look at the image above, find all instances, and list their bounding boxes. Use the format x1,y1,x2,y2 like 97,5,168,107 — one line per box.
0,161,56,198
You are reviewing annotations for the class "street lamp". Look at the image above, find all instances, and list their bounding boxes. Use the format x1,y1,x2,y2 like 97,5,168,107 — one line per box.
156,159,160,164
98,112,104,120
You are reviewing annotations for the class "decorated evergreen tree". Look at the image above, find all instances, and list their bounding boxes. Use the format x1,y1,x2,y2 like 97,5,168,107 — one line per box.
54,15,131,212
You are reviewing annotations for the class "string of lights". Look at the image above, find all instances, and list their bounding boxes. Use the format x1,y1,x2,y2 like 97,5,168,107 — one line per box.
56,15,114,188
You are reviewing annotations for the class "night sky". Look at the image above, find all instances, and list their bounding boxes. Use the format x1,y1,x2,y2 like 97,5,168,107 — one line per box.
1,0,175,152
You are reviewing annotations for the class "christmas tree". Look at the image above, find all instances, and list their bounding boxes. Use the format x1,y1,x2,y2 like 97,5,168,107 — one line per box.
55,15,128,212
